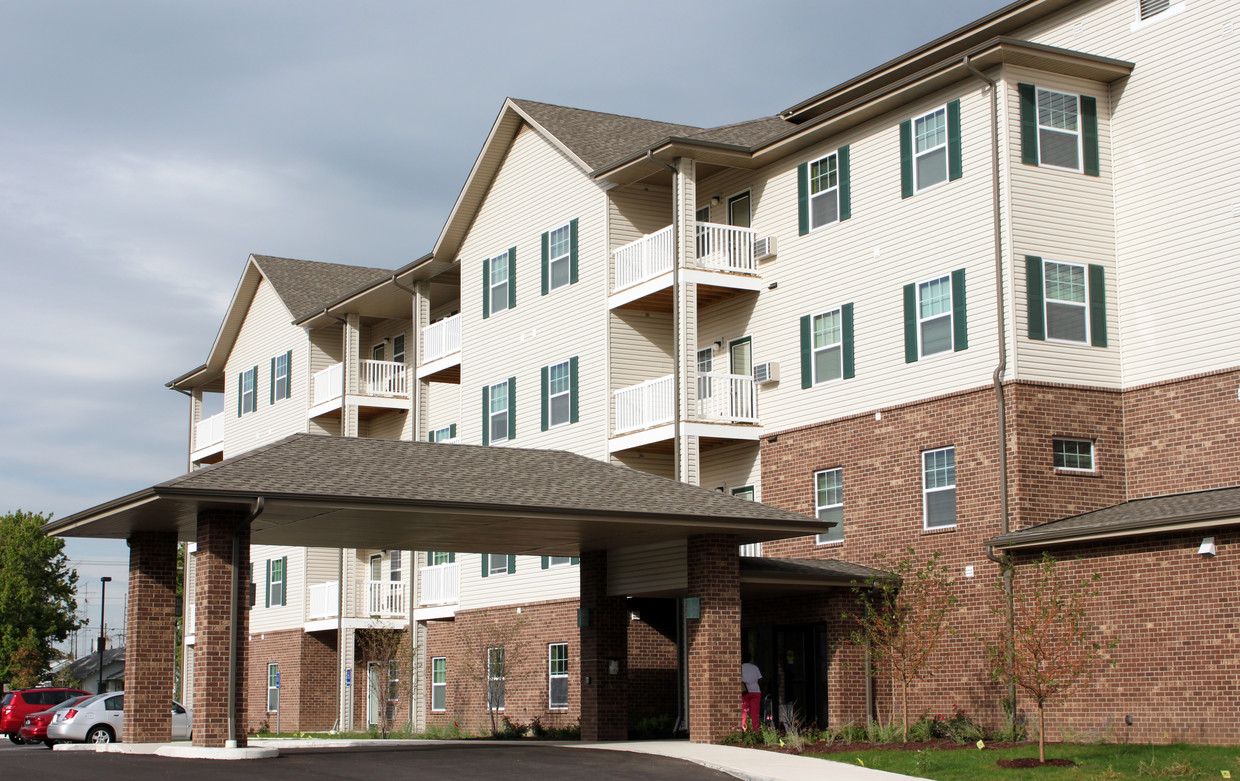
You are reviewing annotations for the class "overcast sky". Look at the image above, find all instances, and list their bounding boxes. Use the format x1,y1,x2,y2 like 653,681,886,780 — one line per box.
1,0,1005,654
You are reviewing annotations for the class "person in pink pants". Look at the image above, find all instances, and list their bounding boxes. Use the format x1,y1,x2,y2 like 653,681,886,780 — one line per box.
740,651,764,730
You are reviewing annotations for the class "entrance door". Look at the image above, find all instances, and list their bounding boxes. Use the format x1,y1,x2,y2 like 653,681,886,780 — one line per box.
728,192,751,228
742,623,829,728
367,662,381,726
727,337,753,420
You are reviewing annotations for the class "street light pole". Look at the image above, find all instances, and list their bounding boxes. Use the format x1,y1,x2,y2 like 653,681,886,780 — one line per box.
98,576,112,693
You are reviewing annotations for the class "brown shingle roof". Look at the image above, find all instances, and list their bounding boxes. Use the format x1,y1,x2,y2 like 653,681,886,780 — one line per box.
741,557,890,582
511,99,702,172
683,116,796,148
251,255,393,321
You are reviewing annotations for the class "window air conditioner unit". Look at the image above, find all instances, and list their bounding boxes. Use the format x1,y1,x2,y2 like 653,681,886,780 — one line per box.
753,361,780,384
753,236,777,261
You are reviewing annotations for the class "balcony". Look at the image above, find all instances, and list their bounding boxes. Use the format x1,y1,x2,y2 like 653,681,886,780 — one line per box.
698,373,758,423
609,223,762,310
307,580,340,621
191,412,224,464
419,562,460,606
363,580,406,618
614,374,675,435
418,313,462,381
610,373,761,453
309,360,410,419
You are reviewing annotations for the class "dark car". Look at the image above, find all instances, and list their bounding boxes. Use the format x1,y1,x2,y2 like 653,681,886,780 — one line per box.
18,695,91,747
1,688,92,744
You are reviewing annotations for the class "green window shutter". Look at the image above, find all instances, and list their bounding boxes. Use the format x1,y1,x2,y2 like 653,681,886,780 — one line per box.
270,357,275,405
540,366,549,432
507,554,516,573
570,557,579,565
1026,256,1045,340
507,376,516,440
265,559,271,608
481,554,489,578
481,385,490,446
428,430,435,442
799,315,812,388
1088,264,1108,347
237,373,243,417
541,556,549,570
507,247,517,310
952,268,968,351
281,556,288,606
1019,83,1039,166
838,145,851,221
540,231,550,296
482,258,490,319
899,120,914,199
286,350,292,397
1081,95,1100,177
903,283,918,363
797,162,809,236
947,99,963,181
448,552,456,563
841,303,855,380
569,218,579,284
570,357,580,423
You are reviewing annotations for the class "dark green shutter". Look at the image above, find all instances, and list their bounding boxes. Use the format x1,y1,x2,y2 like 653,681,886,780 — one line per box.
507,376,516,440
569,218,579,284
1026,256,1045,340
265,559,271,607
507,247,517,310
899,120,914,199
1019,83,1039,166
799,314,812,388
569,356,579,423
285,350,292,399
952,269,968,351
541,556,549,570
270,357,275,405
1088,264,1107,347
482,258,490,319
449,423,457,439
1081,95,1099,177
481,554,489,578
540,231,549,295
237,373,243,417
428,430,435,442
280,556,288,606
841,303,855,380
570,557,579,565
838,146,851,221
507,554,516,573
903,283,918,362
448,552,456,563
947,99,963,181
481,385,490,446
797,163,809,235
540,366,549,432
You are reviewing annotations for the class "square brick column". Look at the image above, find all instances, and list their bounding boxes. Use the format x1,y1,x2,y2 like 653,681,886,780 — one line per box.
123,531,178,743
578,550,628,740
687,534,740,743
193,510,250,747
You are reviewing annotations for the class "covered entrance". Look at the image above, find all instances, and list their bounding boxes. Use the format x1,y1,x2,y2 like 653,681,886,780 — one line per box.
743,623,829,729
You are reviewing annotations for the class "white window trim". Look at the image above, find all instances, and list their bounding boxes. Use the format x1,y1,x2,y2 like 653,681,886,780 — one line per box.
389,550,403,583
372,342,385,362
547,556,573,568
546,222,573,292
369,553,383,581
267,663,279,713
431,657,447,712
807,151,841,231
548,643,569,710
241,367,257,415
814,468,844,545
922,446,957,530
1131,0,1185,30
273,353,290,401
431,425,456,443
487,647,506,711
488,554,510,576
489,250,510,314
489,380,510,443
727,190,751,227
269,558,285,606
1035,87,1083,172
387,660,400,703
547,359,572,429
912,104,950,193
1042,258,1091,345
393,334,406,365
916,274,954,359
1053,437,1096,472
809,307,844,386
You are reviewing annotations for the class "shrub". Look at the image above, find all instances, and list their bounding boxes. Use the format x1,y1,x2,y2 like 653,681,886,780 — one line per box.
630,714,677,740
497,716,529,739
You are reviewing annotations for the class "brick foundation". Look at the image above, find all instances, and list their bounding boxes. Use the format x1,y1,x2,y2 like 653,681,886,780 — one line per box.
247,629,337,734
123,531,178,743
192,511,250,747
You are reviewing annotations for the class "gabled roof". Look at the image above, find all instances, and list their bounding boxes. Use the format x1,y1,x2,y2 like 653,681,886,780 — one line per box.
509,99,703,172
682,116,794,148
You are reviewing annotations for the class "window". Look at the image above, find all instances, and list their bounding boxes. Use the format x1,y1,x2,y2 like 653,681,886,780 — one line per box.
697,348,714,401
266,556,287,607
484,378,513,444
483,553,513,576
905,270,967,362
549,643,568,709
267,664,279,713
271,351,291,403
372,343,385,362
923,447,957,529
1043,260,1088,343
547,556,572,567
369,554,382,581
1140,0,1170,17
1025,256,1107,347
541,358,578,430
239,366,257,416
484,248,515,317
799,305,855,388
815,468,844,544
430,424,457,442
798,146,851,234
545,223,572,292
393,334,406,365
728,191,751,228
431,657,447,711
732,485,755,502
487,647,505,710
429,551,455,566
390,550,403,583
1018,84,1098,176
900,102,961,198
387,660,400,703
1054,438,1095,471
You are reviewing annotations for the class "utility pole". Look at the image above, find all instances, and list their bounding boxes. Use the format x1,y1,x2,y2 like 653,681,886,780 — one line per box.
98,576,111,693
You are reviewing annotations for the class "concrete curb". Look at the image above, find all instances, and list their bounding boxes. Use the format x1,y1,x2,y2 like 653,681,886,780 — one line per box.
52,742,278,760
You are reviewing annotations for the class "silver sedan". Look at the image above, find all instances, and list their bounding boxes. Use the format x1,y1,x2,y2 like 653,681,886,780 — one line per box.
46,692,191,744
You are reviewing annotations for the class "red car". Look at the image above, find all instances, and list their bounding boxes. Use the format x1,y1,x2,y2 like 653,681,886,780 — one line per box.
1,688,91,744
18,695,92,748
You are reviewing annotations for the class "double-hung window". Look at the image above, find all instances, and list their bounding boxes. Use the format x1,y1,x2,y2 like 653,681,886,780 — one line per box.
430,424,457,443
487,647,506,710
905,270,967,362
271,351,291,403
489,254,509,315
393,334,406,365
1043,260,1088,343
266,556,287,607
541,358,578,430
922,447,957,529
429,551,455,566
387,661,400,705
482,553,514,577
389,550,403,583
1054,438,1094,471
483,248,516,317
815,468,844,544
1026,256,1107,346
1018,84,1099,176
239,366,257,415
267,664,279,712
811,309,842,383
545,222,573,292
548,643,569,709
900,101,962,197
483,378,515,445
797,147,851,234
431,657,447,711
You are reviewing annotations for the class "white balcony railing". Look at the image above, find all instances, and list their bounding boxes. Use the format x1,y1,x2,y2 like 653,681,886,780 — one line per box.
307,581,340,620
696,223,757,274
613,225,674,291
698,373,758,423
360,360,408,398
313,362,344,406
419,562,460,606
614,374,674,434
194,412,224,451
739,542,763,557
363,580,406,617
422,314,462,364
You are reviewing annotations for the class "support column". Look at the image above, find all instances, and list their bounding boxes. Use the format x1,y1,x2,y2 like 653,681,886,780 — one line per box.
578,550,628,740
343,313,360,437
686,534,740,743
193,510,250,747
123,531,178,743
413,281,431,442
673,157,701,486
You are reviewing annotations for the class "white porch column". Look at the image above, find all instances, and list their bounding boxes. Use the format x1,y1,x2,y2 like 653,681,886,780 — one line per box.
673,157,701,486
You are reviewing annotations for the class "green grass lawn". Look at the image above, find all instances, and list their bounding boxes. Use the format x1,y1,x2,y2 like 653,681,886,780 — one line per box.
812,743,1240,780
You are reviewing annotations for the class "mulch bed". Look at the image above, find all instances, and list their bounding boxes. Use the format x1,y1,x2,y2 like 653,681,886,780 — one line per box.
759,738,1033,755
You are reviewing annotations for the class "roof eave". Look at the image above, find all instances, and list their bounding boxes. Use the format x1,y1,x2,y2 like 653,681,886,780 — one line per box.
988,511,1240,550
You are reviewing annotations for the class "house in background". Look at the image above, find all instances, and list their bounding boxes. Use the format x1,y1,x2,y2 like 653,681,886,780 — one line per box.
50,647,125,695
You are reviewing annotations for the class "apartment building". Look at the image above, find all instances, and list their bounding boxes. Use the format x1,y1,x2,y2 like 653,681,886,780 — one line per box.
171,0,1238,743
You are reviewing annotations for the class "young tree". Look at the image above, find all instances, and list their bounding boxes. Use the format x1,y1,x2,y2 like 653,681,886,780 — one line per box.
458,612,529,736
849,549,958,740
985,552,1116,763
0,510,80,687
356,624,413,738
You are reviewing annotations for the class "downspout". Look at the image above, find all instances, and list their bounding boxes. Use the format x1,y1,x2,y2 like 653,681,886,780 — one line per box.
645,150,682,483
228,497,265,748
963,55,1017,733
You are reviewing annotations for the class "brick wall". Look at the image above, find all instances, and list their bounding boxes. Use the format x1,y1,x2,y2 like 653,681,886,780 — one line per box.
351,627,414,732
124,531,178,743
192,511,250,747
626,598,679,727
686,534,740,743
246,628,337,734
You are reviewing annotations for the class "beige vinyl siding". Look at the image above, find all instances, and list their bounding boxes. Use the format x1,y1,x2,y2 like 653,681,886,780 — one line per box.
366,410,409,441
308,325,342,374
223,277,310,457
608,540,687,597
458,553,579,610
608,310,674,433
456,125,609,458
309,417,340,436
425,381,462,439
249,545,304,634
612,451,674,479
699,441,761,498
305,548,340,590
608,184,674,292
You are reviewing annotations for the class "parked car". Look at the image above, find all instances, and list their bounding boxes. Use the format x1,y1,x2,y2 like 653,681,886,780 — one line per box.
1,688,91,744
18,696,92,748
46,692,192,744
